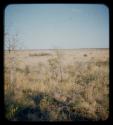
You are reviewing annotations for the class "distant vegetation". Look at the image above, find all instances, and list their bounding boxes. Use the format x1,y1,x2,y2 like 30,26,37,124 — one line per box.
29,53,51,57
83,54,87,57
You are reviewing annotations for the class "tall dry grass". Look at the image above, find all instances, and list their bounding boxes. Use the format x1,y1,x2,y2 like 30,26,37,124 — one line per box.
4,50,109,121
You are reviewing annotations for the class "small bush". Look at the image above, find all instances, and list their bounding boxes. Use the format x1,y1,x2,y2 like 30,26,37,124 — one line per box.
83,54,87,57
96,61,109,67
16,67,24,73
25,65,30,75
82,74,97,84
29,53,50,57
5,104,20,120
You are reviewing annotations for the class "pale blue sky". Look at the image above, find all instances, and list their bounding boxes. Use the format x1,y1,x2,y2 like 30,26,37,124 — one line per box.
5,4,109,49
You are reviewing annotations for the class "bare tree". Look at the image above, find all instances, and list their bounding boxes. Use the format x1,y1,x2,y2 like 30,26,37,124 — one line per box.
5,32,11,53
48,48,64,83
5,32,21,85
55,49,64,82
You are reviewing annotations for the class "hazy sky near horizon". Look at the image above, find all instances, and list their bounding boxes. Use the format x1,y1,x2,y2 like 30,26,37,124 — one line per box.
5,4,109,49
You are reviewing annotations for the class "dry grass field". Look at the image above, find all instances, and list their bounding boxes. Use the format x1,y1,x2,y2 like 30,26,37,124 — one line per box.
4,48,109,121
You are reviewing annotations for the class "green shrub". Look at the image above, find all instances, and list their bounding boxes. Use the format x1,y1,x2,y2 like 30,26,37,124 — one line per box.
5,103,20,120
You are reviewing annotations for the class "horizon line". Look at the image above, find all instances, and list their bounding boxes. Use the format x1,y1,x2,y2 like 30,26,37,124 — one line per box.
4,48,109,51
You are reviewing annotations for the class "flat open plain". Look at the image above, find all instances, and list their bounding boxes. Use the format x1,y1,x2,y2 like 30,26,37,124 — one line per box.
4,48,109,121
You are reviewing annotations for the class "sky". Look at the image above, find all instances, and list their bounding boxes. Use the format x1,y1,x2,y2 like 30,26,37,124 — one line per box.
5,4,109,49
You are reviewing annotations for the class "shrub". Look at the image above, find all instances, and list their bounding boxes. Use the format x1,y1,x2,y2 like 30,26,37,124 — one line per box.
25,65,30,75
29,53,50,57
83,54,87,57
5,104,20,120
16,67,24,73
